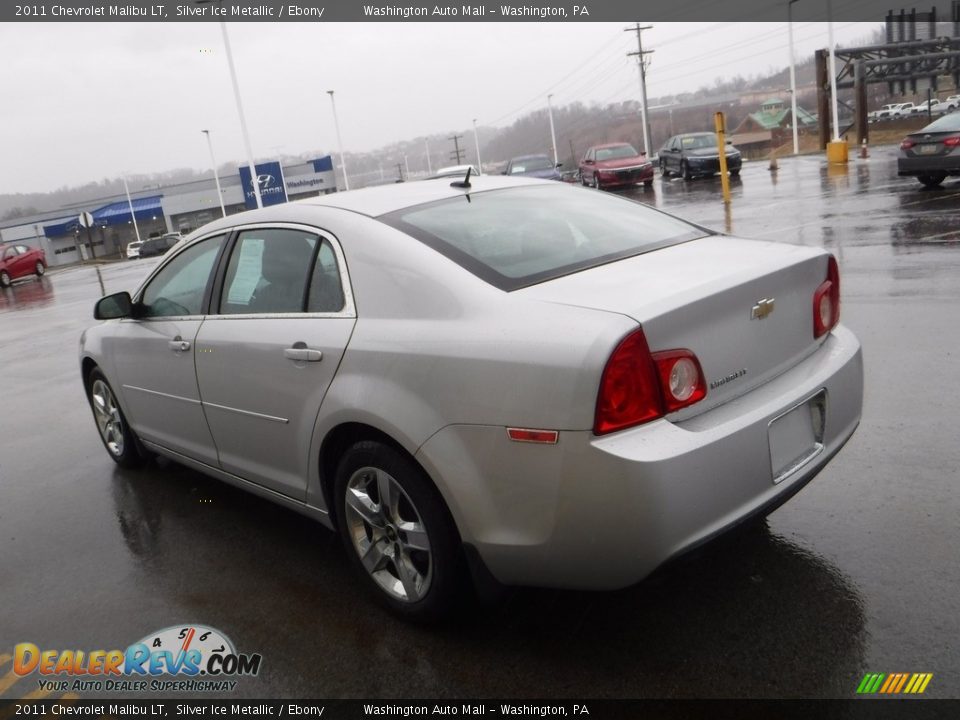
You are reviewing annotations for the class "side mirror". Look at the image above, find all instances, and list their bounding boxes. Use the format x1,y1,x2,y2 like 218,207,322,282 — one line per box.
555,162,563,168
94,291,133,320
726,139,734,145
584,159,594,165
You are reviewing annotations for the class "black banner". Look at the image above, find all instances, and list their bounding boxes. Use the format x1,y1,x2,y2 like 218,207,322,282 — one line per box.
3,0,894,24
1,699,959,720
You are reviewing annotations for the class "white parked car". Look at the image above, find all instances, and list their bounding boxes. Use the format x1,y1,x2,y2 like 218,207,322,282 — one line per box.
942,95,960,112
910,100,946,116
125,241,144,259
81,176,863,619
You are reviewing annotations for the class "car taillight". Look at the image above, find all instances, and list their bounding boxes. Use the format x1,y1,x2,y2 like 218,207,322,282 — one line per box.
652,350,707,414
900,139,915,150
943,136,960,147
813,255,841,339
594,329,706,435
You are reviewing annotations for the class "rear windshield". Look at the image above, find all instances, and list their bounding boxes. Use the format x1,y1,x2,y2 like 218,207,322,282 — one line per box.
921,113,960,133
379,185,707,291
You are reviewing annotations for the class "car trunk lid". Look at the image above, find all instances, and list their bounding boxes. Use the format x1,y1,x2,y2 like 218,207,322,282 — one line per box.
517,235,831,417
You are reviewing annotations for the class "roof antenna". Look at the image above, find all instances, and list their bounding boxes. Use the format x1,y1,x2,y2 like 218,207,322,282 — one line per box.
450,166,472,189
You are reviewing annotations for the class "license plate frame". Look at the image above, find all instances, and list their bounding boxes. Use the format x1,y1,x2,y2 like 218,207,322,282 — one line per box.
768,390,827,484
916,143,940,155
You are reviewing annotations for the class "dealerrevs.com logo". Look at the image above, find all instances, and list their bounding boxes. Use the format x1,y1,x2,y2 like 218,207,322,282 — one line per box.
13,625,262,693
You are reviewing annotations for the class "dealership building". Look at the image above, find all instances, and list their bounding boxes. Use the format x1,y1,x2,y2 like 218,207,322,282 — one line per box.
0,157,337,267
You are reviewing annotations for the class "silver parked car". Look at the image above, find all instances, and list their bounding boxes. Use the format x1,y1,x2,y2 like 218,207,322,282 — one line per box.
81,176,863,619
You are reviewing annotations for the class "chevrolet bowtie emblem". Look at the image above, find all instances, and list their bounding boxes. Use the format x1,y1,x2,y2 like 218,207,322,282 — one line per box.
751,298,775,320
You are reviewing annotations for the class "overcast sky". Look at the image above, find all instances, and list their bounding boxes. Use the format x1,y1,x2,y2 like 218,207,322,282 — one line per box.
0,21,880,195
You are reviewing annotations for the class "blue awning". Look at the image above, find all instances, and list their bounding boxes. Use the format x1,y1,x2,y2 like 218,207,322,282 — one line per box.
43,195,163,237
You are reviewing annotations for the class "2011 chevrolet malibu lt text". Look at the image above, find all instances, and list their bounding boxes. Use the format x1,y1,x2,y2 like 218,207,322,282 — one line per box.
80,175,863,619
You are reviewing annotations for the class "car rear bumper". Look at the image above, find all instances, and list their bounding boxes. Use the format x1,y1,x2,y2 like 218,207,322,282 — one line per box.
417,324,862,590
898,155,960,176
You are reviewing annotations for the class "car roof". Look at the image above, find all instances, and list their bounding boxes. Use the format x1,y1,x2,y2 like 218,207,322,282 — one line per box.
189,175,551,232
592,142,635,149
509,154,550,161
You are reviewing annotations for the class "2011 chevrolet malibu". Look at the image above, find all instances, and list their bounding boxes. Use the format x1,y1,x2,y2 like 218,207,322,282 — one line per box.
81,175,863,619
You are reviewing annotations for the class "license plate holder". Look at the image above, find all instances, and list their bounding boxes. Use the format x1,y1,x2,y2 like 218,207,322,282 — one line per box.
768,390,826,484
916,143,940,155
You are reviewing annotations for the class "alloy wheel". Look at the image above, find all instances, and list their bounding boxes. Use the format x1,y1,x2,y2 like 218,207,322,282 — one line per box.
344,466,432,603
91,378,125,457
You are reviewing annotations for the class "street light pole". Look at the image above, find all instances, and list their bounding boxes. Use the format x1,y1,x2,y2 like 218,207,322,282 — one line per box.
546,95,558,166
327,90,350,191
219,21,262,209
826,0,841,142
788,0,800,155
424,138,432,175
121,172,142,243
201,130,227,218
472,118,483,171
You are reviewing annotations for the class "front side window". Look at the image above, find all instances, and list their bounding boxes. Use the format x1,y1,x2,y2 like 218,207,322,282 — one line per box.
139,235,225,318
220,228,343,314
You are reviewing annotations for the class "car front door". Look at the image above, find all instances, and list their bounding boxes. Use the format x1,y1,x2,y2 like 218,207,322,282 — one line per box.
108,233,226,465
194,226,355,500
667,137,681,171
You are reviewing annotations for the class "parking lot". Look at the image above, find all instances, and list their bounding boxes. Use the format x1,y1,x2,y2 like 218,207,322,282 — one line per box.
1,148,958,700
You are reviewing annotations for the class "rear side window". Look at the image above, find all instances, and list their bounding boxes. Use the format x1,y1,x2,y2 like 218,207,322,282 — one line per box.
219,228,344,314
379,185,705,291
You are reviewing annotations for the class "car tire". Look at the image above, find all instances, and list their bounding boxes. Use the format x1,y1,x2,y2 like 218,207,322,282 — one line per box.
659,160,669,177
335,440,464,620
592,173,602,190
918,173,946,188
86,368,147,468
730,169,741,178
35,261,45,277
579,171,589,186
644,178,654,188
0,270,10,288
681,161,693,182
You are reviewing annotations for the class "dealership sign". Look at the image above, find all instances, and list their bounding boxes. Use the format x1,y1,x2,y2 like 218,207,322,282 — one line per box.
238,161,287,209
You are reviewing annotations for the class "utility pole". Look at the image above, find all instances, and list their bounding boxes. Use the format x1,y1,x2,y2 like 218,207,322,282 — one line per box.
449,134,465,164
626,23,654,157
424,138,433,175
547,94,558,167
396,163,404,182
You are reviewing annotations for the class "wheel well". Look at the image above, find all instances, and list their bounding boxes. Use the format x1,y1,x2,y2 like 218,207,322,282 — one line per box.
319,423,424,529
81,357,98,393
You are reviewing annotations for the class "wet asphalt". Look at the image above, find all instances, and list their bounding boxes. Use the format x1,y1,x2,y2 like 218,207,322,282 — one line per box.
1,148,958,700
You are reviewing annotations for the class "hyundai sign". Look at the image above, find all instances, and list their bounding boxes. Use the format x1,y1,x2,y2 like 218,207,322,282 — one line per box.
238,161,287,209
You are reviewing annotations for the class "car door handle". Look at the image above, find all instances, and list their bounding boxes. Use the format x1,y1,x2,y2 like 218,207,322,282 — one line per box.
284,346,323,362
168,337,191,352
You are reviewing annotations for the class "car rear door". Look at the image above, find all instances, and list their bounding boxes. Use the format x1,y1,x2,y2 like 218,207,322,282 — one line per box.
108,233,227,465
194,225,355,500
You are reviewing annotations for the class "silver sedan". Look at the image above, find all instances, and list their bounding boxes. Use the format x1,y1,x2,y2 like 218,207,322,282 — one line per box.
81,175,863,619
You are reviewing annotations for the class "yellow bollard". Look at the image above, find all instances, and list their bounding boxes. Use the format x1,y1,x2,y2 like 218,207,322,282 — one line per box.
714,112,731,205
827,140,849,164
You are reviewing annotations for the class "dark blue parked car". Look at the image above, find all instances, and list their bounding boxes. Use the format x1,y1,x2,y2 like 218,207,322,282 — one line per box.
503,154,562,181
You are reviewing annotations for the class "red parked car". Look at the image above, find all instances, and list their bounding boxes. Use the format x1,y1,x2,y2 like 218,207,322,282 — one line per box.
0,244,47,287
578,143,655,190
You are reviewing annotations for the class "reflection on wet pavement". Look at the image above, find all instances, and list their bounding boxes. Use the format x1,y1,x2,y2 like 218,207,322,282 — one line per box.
1,152,958,699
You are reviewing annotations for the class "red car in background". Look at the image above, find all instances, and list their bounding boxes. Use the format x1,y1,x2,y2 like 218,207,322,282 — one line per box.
0,244,47,287
578,143,655,190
